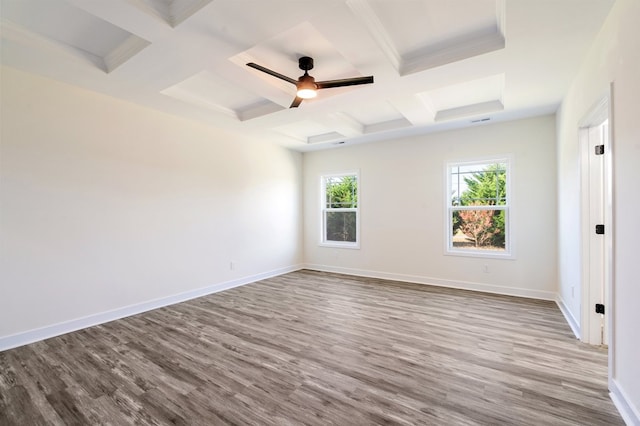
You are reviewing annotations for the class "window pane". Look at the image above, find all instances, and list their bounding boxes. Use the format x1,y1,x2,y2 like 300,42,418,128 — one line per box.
452,209,506,251
325,176,358,208
325,211,357,242
451,163,506,206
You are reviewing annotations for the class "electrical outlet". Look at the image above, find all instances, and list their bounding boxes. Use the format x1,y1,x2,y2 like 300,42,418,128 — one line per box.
571,286,575,298
230,261,235,270
483,264,489,273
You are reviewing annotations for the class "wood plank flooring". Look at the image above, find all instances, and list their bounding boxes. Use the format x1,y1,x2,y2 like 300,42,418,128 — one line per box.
0,270,623,425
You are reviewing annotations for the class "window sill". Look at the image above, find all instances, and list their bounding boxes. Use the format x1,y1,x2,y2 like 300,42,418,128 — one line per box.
445,249,514,260
319,242,360,249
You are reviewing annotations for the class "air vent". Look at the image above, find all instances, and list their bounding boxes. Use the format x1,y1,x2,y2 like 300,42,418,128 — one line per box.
471,117,491,123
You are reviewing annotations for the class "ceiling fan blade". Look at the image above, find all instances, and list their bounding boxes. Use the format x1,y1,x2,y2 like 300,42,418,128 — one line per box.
316,76,374,89
246,63,297,85
290,97,304,108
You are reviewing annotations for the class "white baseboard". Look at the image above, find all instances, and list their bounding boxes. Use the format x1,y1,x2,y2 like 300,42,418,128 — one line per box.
555,295,581,339
304,264,556,300
0,264,304,352
611,379,640,426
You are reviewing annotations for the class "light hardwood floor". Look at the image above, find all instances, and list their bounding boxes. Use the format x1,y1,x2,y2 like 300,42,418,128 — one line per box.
0,270,623,425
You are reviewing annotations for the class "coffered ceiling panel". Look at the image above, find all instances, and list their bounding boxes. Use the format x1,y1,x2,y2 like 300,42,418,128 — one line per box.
0,0,616,151
370,1,498,56
274,120,339,143
345,101,404,127
348,0,505,76
419,74,504,121
342,101,413,134
161,70,283,120
1,0,150,72
126,0,213,27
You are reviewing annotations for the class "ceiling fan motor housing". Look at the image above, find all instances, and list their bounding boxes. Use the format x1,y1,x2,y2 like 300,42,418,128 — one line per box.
299,56,314,71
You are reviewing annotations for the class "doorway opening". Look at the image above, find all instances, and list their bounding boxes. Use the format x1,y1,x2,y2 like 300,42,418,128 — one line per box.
579,92,613,354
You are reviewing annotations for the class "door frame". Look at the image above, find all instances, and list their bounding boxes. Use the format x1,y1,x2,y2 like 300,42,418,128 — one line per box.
578,85,614,376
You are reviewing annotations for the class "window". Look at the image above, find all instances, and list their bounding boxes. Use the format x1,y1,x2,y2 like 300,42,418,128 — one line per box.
446,158,511,257
321,172,359,248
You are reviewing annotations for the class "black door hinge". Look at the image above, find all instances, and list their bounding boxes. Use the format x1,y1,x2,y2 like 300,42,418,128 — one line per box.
595,224,605,235
595,145,605,155
595,303,605,314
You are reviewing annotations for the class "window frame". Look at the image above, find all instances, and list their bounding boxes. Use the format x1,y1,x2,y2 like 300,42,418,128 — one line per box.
445,156,514,259
320,171,360,249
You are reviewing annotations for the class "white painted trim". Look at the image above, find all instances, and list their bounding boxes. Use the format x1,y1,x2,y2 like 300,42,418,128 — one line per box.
0,264,303,352
555,295,581,339
170,0,213,28
104,34,151,73
304,264,555,300
346,0,401,72
578,124,591,343
0,19,106,71
578,91,612,349
605,82,615,382
434,99,504,122
347,0,505,77
401,31,505,76
610,379,640,426
363,117,411,134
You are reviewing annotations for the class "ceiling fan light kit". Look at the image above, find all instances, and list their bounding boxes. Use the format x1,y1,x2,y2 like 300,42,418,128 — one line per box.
297,88,317,99
247,56,374,108
296,74,317,99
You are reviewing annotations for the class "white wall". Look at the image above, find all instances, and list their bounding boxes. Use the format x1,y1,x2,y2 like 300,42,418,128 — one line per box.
303,115,558,300
0,66,303,346
557,0,640,422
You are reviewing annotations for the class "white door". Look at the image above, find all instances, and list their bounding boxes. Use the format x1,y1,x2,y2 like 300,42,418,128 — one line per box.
584,119,609,346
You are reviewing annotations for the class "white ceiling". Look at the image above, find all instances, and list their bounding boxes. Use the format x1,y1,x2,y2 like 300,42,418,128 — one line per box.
1,0,615,151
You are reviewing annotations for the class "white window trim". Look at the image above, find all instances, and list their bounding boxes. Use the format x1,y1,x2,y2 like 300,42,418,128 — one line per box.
444,156,514,259
319,171,360,249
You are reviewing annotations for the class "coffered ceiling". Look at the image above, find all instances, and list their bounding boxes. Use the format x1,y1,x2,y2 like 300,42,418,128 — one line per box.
1,0,615,151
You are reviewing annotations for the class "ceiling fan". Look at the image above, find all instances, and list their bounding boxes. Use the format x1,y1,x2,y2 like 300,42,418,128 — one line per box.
246,56,374,108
